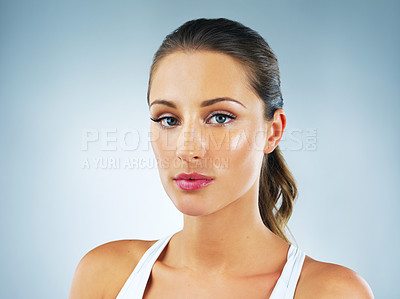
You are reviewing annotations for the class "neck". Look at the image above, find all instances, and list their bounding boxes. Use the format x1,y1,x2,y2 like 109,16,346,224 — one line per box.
169,181,288,275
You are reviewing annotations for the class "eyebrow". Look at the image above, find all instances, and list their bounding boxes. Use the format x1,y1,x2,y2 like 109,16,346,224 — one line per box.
149,97,247,109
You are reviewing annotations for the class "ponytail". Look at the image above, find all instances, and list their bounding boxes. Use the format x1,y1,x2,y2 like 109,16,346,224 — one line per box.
258,146,298,243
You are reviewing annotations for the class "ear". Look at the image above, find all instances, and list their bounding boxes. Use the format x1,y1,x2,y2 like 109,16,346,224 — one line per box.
264,109,286,154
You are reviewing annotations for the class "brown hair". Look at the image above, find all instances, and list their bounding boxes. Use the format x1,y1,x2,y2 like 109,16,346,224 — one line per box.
147,18,298,242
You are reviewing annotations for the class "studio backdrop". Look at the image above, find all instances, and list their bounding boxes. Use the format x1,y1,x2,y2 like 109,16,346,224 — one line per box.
0,0,399,298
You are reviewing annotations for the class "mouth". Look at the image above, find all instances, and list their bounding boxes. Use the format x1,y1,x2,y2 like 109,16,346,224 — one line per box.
173,172,215,191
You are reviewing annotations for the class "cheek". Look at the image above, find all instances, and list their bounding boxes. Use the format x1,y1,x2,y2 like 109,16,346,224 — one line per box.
150,129,175,175
213,128,264,191
213,127,264,160
151,129,174,157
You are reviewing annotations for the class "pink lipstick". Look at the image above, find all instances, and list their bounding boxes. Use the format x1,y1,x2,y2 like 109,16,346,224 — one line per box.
173,172,215,191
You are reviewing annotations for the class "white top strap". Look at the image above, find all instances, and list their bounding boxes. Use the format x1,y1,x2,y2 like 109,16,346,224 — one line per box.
269,245,306,299
116,233,175,299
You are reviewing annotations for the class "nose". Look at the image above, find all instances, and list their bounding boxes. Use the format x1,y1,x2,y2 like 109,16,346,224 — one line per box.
176,119,206,163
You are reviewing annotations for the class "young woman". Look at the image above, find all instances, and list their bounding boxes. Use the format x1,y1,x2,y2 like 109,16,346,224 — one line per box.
69,18,374,298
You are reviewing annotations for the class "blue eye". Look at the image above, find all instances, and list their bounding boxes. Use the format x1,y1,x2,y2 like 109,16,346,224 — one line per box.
162,117,178,126
208,113,236,125
150,116,179,128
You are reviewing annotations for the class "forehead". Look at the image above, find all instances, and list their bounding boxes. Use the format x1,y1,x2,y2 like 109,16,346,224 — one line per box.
149,51,254,103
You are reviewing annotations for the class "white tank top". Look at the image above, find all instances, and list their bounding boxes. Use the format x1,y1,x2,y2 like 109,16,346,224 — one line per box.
116,232,305,299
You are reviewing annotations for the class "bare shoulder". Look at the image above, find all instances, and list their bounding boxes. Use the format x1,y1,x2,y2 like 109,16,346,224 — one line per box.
69,238,157,299
295,255,374,299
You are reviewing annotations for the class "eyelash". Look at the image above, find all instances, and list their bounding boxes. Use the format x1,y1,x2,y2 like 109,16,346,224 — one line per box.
150,111,237,129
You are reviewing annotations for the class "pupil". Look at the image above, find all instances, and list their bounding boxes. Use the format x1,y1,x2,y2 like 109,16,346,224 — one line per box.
167,118,177,126
216,115,226,123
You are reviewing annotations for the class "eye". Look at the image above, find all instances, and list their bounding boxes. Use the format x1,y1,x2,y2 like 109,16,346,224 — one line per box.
150,116,179,128
150,112,236,128
207,113,236,125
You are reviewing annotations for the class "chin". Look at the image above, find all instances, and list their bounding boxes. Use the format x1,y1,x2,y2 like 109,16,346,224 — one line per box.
170,196,213,217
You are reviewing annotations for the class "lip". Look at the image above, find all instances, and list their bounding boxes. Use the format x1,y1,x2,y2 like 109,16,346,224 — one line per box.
173,172,215,191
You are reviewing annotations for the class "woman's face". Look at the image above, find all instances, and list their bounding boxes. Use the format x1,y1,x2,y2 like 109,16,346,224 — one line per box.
149,51,275,216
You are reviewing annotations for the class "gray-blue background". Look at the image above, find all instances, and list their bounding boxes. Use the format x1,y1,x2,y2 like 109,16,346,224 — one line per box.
1,0,399,298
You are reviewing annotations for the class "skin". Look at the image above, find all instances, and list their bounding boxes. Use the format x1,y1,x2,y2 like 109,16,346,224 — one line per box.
148,50,287,272
69,51,374,298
